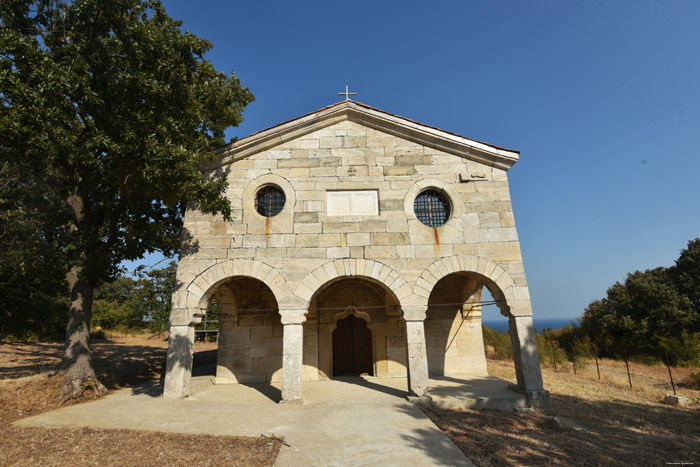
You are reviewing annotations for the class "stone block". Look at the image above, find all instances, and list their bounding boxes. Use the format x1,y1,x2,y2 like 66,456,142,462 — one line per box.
295,233,319,247
379,199,404,211
395,155,432,166
249,347,268,359
294,212,318,223
319,136,342,148
278,158,319,168
294,223,322,234
347,232,370,246
367,135,397,147
319,233,341,247
327,247,350,258
342,136,367,148
300,139,319,149
383,166,415,176
318,156,341,166
288,168,310,178
664,394,690,406
337,166,368,177
373,232,410,245
267,149,291,159
364,245,397,259
311,167,336,177
350,246,364,258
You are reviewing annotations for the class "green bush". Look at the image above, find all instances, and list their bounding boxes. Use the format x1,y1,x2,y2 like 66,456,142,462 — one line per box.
482,325,513,360
537,332,568,367
90,329,106,340
685,372,700,390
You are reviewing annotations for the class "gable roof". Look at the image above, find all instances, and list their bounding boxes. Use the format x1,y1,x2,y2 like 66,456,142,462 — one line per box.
207,100,520,171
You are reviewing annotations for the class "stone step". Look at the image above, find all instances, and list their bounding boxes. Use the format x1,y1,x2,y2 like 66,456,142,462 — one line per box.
428,392,527,411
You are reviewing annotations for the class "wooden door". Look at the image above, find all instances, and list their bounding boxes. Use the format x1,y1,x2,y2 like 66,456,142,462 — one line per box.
332,315,373,376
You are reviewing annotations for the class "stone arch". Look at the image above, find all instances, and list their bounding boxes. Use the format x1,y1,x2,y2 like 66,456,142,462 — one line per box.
331,306,372,327
183,259,291,323
414,254,531,317
294,259,410,310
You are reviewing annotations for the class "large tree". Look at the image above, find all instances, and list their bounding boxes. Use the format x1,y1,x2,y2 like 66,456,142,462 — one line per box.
578,239,700,363
0,0,253,399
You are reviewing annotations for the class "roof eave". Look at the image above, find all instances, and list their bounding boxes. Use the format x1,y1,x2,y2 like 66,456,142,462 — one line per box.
203,101,519,172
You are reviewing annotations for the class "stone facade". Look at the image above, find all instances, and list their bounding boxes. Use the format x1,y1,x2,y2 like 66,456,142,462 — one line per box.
163,100,549,406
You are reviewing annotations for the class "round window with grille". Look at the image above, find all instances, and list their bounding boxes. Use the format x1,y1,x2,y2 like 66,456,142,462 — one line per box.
255,185,286,217
413,189,451,227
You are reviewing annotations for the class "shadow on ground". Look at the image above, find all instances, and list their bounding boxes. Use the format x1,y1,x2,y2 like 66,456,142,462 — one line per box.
423,392,700,466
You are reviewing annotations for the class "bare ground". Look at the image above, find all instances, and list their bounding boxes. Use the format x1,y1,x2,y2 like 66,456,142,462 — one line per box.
423,359,700,466
3,339,699,466
0,338,281,467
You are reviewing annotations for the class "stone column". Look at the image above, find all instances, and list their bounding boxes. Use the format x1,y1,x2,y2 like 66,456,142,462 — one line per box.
280,310,306,404
403,306,430,398
163,323,195,399
508,314,551,407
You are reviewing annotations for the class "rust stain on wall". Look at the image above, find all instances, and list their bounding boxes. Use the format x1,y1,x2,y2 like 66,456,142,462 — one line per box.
433,227,441,256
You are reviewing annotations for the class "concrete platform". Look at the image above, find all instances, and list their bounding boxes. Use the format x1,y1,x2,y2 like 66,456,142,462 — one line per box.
15,375,477,466
427,375,527,411
189,371,527,411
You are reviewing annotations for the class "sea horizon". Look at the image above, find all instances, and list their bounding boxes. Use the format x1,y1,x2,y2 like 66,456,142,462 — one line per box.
482,317,578,333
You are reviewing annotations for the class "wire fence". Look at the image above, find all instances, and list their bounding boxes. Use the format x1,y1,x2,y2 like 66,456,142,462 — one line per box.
539,352,698,395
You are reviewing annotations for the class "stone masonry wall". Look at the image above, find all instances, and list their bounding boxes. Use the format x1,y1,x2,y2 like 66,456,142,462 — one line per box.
175,118,529,377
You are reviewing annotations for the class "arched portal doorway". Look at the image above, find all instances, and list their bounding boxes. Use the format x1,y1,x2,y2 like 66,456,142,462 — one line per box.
332,314,373,376
305,276,404,380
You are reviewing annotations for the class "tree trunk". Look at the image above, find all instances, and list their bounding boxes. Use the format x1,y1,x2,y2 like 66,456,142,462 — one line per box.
59,264,107,402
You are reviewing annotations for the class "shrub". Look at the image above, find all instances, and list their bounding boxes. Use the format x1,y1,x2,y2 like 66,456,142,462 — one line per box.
482,325,513,360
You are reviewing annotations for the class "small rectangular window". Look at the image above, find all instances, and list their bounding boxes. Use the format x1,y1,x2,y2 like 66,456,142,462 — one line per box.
327,190,379,216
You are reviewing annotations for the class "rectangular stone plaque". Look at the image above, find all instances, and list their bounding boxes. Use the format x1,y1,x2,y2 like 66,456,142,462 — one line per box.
326,190,379,216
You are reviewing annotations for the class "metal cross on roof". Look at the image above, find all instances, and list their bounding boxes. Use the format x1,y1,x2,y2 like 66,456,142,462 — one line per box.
337,85,357,101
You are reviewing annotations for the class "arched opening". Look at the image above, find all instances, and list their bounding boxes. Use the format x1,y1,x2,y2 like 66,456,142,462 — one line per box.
201,276,282,384
305,276,404,380
425,272,504,377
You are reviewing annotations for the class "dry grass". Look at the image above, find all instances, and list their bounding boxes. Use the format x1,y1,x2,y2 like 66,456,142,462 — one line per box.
423,359,700,466
0,338,281,466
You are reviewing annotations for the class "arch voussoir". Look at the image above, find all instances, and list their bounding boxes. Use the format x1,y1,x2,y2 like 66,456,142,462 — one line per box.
184,259,287,315
294,259,406,310
415,255,520,310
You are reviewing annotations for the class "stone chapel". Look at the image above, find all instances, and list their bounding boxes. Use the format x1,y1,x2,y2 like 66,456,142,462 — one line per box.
163,99,550,407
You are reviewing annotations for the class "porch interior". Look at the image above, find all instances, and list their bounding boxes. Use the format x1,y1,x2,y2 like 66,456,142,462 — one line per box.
189,365,526,411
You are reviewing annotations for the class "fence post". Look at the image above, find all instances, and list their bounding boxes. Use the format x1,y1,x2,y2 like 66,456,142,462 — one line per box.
550,339,557,371
595,355,601,380
572,357,577,375
624,349,632,389
665,351,676,396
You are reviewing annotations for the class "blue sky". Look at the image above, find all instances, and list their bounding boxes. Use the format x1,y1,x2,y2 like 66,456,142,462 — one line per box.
126,0,700,320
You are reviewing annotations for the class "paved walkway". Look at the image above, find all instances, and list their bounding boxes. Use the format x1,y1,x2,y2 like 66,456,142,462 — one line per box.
15,376,474,466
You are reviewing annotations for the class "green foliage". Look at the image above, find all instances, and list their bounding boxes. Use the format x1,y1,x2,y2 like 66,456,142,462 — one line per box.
537,331,568,367
92,262,177,334
0,1,252,353
657,330,700,367
577,238,700,366
1,0,253,280
686,372,700,390
670,238,700,311
0,161,72,341
481,325,513,360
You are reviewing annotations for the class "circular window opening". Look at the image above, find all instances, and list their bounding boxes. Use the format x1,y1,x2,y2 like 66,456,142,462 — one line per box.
255,185,286,217
414,189,451,227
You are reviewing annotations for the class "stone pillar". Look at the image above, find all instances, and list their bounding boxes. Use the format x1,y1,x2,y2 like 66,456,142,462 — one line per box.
280,310,306,404
508,315,551,407
163,324,195,399
403,306,430,398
